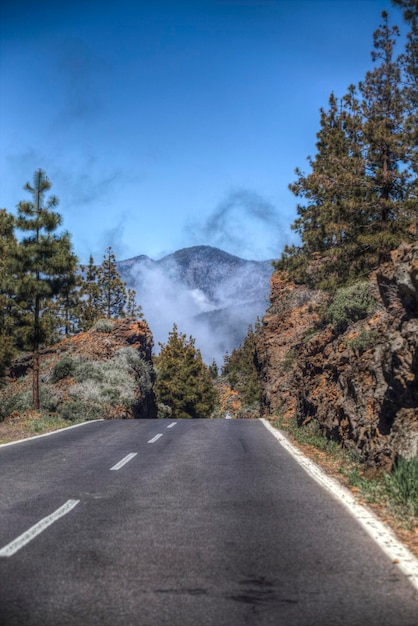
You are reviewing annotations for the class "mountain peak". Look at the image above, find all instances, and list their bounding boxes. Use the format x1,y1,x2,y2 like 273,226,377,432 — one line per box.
117,246,273,363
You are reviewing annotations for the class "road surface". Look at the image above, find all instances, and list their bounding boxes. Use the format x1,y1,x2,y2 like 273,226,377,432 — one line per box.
0,419,417,625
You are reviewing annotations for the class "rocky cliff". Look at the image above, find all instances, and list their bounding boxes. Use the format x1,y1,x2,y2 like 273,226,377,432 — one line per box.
255,242,418,468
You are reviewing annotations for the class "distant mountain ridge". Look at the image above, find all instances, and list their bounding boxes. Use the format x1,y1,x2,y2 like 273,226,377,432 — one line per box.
118,245,273,302
118,246,273,362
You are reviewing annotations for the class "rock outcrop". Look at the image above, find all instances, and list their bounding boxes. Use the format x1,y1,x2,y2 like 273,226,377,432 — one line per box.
255,242,418,468
6,318,158,419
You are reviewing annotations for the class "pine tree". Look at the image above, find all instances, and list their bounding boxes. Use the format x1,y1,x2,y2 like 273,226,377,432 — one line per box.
209,359,219,379
79,249,142,327
276,91,367,289
155,324,218,419
51,257,82,335
125,288,143,318
0,209,18,377
79,255,102,329
222,325,261,406
14,169,79,409
392,0,418,229
275,10,417,289
97,246,128,319
357,11,413,265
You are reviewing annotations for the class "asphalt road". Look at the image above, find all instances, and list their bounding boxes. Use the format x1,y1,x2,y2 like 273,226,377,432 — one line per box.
0,419,417,626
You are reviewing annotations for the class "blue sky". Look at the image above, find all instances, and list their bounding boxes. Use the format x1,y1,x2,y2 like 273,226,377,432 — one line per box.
0,0,405,264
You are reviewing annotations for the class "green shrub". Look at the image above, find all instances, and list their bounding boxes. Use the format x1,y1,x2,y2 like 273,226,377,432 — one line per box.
51,356,76,383
0,386,64,420
57,399,101,421
0,389,33,420
302,327,320,343
324,282,377,333
157,403,173,419
39,387,63,412
74,360,105,382
111,347,153,395
347,327,378,353
94,318,114,333
30,414,69,432
281,349,298,372
0,343,152,423
66,348,152,417
384,456,418,515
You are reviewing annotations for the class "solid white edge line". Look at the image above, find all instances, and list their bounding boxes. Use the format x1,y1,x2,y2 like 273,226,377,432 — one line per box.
167,423,177,429
0,499,80,558
110,452,137,471
148,433,163,443
0,419,105,448
260,418,418,591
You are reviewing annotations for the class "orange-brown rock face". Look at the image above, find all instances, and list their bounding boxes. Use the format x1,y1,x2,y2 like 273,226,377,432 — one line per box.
255,243,418,468
61,318,154,364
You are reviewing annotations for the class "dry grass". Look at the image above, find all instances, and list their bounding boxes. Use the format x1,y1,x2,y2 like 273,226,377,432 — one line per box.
0,410,81,444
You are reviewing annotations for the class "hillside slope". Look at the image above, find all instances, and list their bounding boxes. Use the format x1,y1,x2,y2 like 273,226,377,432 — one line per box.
255,242,418,468
1,318,157,428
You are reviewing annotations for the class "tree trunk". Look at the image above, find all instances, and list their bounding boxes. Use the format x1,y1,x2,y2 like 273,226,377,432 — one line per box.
32,349,40,410
33,294,40,410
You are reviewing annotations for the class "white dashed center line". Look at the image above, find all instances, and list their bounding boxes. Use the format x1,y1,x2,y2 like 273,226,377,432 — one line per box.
110,452,137,471
2,424,180,559
0,499,80,558
148,433,163,443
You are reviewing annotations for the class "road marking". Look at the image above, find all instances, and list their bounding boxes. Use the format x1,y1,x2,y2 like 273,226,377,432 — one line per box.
261,418,418,591
0,499,80,558
110,452,137,470
167,423,177,429
148,433,163,443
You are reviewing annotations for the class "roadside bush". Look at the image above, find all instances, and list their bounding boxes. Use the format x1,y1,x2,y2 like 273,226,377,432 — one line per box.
323,282,377,333
69,380,103,404
384,456,418,516
157,403,173,419
39,386,64,412
51,356,76,383
74,360,105,382
0,386,63,420
66,348,151,417
94,318,114,333
111,347,153,395
0,389,33,421
57,400,101,421
0,346,152,423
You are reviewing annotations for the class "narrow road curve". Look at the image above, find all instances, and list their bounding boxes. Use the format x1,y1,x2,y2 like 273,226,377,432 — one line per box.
0,419,417,626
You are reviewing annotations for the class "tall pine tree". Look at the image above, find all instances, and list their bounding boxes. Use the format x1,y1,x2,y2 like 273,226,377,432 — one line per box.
0,209,18,377
79,255,102,329
358,10,413,265
277,91,367,288
14,169,78,409
392,0,418,228
79,249,142,327
275,9,417,289
97,246,128,319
